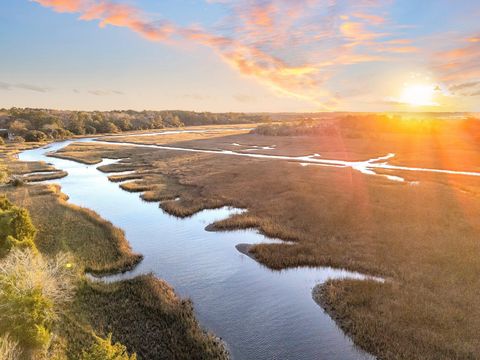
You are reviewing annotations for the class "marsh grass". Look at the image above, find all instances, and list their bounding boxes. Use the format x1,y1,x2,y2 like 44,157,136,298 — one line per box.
0,334,20,360
160,197,230,218
51,123,480,359
2,184,143,276
108,174,143,183
22,171,68,182
119,181,155,193
208,213,301,242
49,153,102,165
75,275,228,360
2,150,229,359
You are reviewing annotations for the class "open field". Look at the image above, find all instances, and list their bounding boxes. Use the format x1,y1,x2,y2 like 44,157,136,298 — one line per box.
0,150,229,359
49,119,480,359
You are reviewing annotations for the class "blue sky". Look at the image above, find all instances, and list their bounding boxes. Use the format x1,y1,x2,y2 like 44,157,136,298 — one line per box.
1,0,480,112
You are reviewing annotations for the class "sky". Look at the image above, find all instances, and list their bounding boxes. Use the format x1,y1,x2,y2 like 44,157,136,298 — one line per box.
1,0,480,112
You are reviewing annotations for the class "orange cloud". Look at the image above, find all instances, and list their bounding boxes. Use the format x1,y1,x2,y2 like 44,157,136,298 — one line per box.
32,0,329,105
352,12,386,25
247,2,276,28
31,0,418,109
33,0,83,12
433,36,480,85
340,21,386,41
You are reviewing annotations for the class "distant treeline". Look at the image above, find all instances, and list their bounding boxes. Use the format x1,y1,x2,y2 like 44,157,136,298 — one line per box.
0,108,270,142
252,114,480,138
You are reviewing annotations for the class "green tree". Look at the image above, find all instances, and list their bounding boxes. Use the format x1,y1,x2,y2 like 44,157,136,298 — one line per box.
24,130,47,142
0,197,37,256
82,334,136,360
0,249,76,354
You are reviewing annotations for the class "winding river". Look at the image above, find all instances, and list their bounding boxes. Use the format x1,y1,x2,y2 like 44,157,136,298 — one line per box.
19,136,382,360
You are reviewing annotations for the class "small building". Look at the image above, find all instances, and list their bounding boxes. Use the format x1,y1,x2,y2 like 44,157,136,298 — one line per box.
0,129,14,141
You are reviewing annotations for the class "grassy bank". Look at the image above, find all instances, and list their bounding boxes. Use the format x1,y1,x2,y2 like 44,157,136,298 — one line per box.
22,170,68,182
75,275,228,360
1,149,229,359
49,119,480,359
3,183,142,275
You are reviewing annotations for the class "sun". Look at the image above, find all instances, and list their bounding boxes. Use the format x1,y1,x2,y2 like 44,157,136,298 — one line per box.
399,84,438,107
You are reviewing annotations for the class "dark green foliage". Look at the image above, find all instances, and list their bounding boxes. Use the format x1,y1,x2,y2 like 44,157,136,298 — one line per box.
0,281,54,349
81,334,137,360
24,130,47,142
0,197,37,256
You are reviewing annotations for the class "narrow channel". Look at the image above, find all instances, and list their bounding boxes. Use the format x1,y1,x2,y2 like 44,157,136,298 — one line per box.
20,138,378,360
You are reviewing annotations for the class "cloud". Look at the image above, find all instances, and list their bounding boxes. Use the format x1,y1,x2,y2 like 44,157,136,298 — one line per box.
433,34,480,86
87,89,124,96
0,80,50,93
33,0,83,12
31,0,419,109
352,12,386,25
449,81,480,92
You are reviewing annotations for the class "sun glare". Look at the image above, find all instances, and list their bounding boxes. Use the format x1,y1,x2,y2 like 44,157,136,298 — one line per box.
399,84,437,107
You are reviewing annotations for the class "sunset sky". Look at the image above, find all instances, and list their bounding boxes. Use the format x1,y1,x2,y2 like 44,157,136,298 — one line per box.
1,0,480,112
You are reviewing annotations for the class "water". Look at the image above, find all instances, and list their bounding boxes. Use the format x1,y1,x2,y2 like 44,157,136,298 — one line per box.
93,139,480,183
19,138,378,360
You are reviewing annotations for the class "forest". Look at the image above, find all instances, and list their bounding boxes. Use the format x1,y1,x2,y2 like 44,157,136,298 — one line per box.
0,108,270,142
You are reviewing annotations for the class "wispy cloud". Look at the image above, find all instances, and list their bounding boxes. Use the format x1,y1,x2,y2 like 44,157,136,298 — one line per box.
31,0,420,108
87,89,124,96
432,34,480,96
0,80,50,93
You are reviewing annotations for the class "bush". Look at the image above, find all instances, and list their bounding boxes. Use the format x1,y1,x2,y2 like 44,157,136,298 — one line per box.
0,197,37,256
0,249,76,353
9,177,24,187
24,130,47,142
82,334,137,360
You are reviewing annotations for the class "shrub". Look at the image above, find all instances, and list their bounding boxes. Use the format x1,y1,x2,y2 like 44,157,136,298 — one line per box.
24,130,47,142
0,197,37,256
9,177,24,187
81,334,137,360
0,249,76,353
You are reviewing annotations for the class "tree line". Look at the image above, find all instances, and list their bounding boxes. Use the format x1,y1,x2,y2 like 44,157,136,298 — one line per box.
0,108,271,142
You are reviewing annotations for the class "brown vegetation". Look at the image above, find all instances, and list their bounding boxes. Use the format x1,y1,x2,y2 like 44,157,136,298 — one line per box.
52,116,480,359
22,170,68,182
1,150,227,359
75,275,228,360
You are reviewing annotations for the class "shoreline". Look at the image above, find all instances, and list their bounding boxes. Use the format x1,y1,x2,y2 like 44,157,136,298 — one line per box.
6,143,231,359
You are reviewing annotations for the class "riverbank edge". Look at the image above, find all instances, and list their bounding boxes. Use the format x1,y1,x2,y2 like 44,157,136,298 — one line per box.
2,143,230,359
